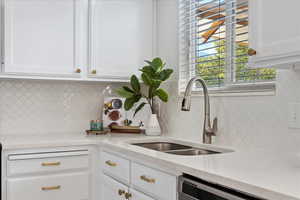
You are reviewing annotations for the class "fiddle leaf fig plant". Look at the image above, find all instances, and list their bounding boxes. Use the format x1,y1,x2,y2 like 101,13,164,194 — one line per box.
116,57,173,117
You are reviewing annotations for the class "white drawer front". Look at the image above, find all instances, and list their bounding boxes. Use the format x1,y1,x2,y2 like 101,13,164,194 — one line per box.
130,188,155,200
8,150,88,160
131,162,177,200
101,151,130,184
8,155,89,176
7,172,89,200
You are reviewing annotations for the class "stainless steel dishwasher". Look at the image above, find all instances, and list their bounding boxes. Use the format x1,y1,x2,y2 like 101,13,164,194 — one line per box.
179,174,266,200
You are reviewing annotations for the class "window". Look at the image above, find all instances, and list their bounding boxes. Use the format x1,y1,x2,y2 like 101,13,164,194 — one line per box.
179,0,276,93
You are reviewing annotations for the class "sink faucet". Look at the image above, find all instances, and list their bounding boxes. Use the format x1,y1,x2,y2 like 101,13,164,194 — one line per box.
181,76,218,144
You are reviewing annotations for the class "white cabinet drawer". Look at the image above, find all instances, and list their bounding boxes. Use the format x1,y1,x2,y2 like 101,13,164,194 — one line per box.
101,151,130,184
7,150,89,176
101,174,128,200
130,188,155,200
7,172,89,200
131,162,177,200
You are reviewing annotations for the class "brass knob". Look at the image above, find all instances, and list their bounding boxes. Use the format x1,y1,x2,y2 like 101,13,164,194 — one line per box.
248,48,257,56
118,189,125,196
91,69,97,74
125,192,132,199
75,68,81,73
105,160,117,167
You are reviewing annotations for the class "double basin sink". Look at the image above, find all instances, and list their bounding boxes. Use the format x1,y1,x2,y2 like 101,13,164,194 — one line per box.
132,142,222,156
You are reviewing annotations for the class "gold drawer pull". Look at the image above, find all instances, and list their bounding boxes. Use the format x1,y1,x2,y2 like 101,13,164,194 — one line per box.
118,189,125,196
140,175,155,183
125,192,132,199
105,160,117,167
41,185,61,191
41,162,61,166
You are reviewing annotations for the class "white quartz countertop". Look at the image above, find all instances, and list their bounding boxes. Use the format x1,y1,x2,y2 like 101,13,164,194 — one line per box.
1,134,299,200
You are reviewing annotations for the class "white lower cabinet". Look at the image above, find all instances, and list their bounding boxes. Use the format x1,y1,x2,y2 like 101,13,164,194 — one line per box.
100,151,177,200
7,173,89,200
4,148,91,200
102,175,128,200
131,162,177,200
4,147,176,200
101,174,155,200
7,151,89,176
101,151,130,185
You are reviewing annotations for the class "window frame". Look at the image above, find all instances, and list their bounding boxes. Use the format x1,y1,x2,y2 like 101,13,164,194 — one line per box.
178,0,276,96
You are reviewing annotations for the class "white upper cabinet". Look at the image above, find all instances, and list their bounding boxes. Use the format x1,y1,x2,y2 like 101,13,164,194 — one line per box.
2,0,85,76
0,0,155,80
248,0,300,68
88,0,155,80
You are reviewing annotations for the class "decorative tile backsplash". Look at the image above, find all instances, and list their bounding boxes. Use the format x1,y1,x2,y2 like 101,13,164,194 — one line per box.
164,70,300,150
0,79,117,135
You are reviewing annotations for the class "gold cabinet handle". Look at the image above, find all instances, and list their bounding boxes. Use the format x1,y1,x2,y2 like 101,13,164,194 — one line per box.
41,185,61,191
118,189,125,196
125,192,132,199
105,160,117,167
248,48,257,56
140,175,155,183
75,68,81,73
41,162,61,166
91,69,97,74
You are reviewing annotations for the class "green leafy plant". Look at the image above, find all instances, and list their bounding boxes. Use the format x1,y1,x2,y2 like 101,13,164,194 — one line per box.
116,57,173,117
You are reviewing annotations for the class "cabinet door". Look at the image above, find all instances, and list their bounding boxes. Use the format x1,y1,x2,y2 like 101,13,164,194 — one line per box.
89,0,154,80
248,0,300,68
7,172,89,200
130,189,156,200
3,0,85,76
102,174,128,200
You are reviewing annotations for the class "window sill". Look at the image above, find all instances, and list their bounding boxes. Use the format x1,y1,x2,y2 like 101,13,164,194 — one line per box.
179,82,276,97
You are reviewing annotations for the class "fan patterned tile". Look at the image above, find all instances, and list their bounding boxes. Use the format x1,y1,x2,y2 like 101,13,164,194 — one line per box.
0,80,116,135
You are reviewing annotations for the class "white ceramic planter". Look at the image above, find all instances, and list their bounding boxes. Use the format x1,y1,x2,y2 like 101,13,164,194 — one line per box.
145,114,161,136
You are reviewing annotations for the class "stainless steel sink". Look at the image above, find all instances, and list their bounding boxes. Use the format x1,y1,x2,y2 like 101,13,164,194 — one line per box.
132,142,192,152
165,148,220,156
132,142,222,156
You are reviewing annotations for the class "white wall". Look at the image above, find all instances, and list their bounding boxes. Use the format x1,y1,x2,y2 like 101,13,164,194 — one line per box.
157,0,300,150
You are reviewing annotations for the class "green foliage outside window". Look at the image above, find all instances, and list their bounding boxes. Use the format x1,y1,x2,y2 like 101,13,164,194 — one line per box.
196,40,276,87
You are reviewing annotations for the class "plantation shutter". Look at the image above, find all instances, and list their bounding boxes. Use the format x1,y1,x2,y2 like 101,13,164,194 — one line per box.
179,0,276,93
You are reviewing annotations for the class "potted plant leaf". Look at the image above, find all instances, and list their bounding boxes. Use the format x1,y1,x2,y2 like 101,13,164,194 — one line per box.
116,57,173,135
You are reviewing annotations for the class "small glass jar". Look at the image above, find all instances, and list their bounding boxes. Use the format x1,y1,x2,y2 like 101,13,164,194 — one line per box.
90,120,96,130
95,120,103,131
90,120,103,131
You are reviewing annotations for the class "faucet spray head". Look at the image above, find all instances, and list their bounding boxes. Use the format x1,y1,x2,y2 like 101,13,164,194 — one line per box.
181,96,191,111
